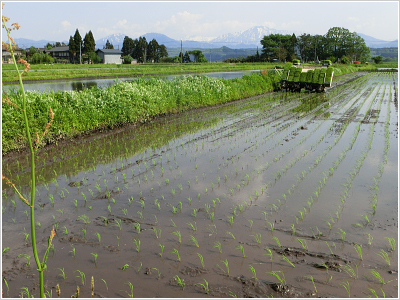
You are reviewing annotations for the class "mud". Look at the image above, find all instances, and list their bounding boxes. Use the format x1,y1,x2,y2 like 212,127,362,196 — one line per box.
2,72,398,298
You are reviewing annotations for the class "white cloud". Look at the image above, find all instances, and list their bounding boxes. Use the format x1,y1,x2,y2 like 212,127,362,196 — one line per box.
61,20,71,30
347,17,359,22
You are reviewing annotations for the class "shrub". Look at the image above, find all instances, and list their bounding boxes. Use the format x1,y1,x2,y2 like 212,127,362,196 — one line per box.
123,55,133,64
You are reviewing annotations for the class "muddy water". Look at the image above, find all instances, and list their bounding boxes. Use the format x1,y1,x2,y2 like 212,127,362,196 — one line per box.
2,72,398,298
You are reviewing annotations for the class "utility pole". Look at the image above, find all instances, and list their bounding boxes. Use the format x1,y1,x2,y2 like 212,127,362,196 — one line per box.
80,42,81,64
314,36,317,62
144,48,146,64
180,40,182,63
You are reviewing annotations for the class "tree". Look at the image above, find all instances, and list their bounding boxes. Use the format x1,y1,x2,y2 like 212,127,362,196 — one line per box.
28,46,37,56
183,51,191,63
121,36,135,57
297,33,314,62
83,30,95,53
260,34,292,62
104,39,114,49
133,36,147,63
45,42,53,50
87,51,101,64
372,55,383,64
188,50,207,62
68,36,76,62
159,44,168,59
123,55,133,64
73,28,82,52
147,38,160,62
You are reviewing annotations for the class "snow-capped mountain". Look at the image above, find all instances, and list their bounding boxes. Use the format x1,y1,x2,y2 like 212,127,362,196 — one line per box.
210,26,306,46
95,33,126,49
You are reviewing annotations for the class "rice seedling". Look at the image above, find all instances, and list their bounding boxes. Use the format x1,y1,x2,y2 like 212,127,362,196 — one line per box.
340,280,350,297
133,222,141,234
340,264,358,278
235,245,245,258
267,271,286,285
296,238,308,250
353,243,363,260
172,231,182,243
268,222,275,232
63,226,68,235
249,265,257,280
70,246,76,257
226,231,235,239
384,237,396,251
171,248,181,262
304,275,317,293
264,247,273,262
214,241,222,253
173,275,185,290
170,219,177,227
195,279,209,294
280,255,295,267
339,228,346,242
159,244,165,257
189,235,199,248
227,216,234,226
261,211,268,221
248,219,253,231
251,233,261,244
81,228,87,238
133,239,141,253
194,252,205,268
377,249,390,266
91,253,98,264
75,270,86,286
123,281,134,297
273,236,281,247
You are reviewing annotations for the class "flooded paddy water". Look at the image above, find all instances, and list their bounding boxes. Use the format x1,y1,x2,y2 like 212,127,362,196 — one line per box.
2,71,398,298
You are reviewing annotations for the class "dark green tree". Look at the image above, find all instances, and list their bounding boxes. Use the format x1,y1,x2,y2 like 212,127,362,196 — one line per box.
121,36,135,56
183,51,191,63
372,55,383,64
73,28,82,51
159,44,168,60
104,39,114,49
133,36,147,63
260,34,292,61
68,35,76,62
45,42,53,50
147,38,160,62
83,30,95,53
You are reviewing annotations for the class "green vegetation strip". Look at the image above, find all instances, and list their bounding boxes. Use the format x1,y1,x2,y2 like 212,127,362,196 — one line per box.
2,73,280,153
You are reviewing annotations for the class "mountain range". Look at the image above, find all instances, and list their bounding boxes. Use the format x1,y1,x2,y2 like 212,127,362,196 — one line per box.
12,26,398,50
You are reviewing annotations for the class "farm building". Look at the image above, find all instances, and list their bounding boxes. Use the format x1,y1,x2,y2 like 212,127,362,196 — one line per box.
95,48,123,64
2,45,23,63
45,46,70,60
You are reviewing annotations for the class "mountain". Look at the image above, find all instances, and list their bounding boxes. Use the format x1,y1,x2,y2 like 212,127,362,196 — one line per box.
11,27,398,51
210,26,306,47
12,38,68,49
357,33,398,48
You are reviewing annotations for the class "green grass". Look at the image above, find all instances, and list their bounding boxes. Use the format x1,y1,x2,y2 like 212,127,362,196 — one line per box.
3,73,280,153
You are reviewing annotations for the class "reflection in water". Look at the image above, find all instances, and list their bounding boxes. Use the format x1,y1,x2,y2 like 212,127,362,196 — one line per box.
3,70,260,93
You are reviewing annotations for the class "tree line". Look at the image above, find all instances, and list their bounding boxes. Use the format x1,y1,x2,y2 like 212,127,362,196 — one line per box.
121,36,168,63
260,27,370,63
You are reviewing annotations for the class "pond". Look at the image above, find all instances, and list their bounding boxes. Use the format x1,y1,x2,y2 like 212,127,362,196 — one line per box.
2,70,261,93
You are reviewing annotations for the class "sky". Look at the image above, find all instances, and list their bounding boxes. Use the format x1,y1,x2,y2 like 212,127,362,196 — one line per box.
1,1,399,43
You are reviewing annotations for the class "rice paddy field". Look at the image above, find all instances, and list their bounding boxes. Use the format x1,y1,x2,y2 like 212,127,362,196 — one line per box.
1,71,398,298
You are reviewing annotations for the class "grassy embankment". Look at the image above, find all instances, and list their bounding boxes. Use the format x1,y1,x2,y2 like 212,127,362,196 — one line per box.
2,73,280,153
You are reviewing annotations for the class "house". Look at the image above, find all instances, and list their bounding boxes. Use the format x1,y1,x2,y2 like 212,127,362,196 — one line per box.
95,48,122,64
2,44,23,63
45,46,70,60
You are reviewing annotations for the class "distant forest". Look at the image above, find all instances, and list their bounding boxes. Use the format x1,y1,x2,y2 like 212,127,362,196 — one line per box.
167,46,258,62
369,47,398,59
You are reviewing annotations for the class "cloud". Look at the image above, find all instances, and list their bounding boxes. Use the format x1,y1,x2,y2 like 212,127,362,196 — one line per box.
347,16,359,22
61,20,71,30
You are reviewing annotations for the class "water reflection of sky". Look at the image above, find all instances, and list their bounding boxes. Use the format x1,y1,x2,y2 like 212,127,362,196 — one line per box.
3,70,260,93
